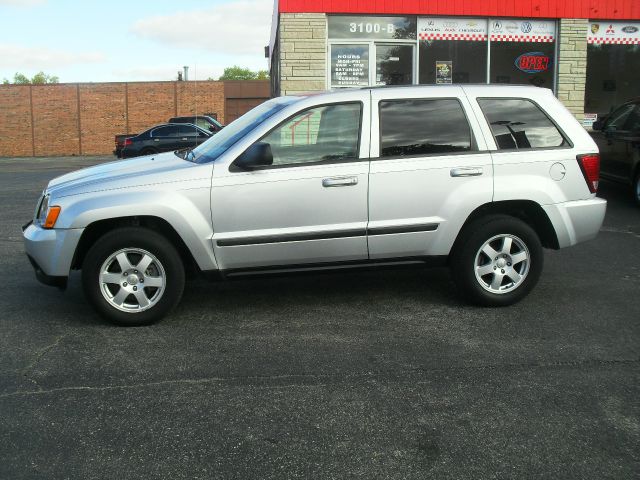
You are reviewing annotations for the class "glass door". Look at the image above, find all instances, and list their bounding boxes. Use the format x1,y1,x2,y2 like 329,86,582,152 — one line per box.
375,44,414,85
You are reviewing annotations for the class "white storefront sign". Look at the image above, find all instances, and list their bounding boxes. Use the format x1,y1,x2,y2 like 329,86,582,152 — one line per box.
418,17,488,41
588,21,640,44
489,19,556,42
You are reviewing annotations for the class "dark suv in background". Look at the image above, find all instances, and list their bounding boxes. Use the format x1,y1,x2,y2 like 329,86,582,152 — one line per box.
169,115,224,133
591,98,640,206
116,123,211,158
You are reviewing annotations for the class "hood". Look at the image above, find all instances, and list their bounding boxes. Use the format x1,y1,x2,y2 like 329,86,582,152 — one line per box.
47,151,206,198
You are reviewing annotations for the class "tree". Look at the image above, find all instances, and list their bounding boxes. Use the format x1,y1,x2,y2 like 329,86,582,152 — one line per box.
214,66,269,81
2,71,59,84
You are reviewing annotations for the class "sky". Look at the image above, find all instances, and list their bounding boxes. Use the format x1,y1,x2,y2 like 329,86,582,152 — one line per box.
0,0,273,83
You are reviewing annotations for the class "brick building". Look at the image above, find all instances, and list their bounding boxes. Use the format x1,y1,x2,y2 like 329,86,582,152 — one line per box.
268,0,640,126
0,80,269,157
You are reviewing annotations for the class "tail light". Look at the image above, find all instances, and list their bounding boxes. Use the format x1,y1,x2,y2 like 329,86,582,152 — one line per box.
577,153,600,193
123,138,133,147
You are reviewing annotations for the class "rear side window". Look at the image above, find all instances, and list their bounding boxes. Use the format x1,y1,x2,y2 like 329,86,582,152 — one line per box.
379,99,473,158
478,98,567,150
151,126,179,137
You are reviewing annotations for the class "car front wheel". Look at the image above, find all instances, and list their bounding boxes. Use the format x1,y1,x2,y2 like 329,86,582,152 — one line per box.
82,227,185,326
450,215,543,307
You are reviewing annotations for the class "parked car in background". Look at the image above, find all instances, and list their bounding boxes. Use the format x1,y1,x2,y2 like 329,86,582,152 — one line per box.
114,123,211,158
590,98,640,206
24,85,606,326
169,115,224,133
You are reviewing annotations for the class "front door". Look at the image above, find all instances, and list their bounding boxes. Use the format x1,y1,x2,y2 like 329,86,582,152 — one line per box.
210,100,370,270
375,44,414,85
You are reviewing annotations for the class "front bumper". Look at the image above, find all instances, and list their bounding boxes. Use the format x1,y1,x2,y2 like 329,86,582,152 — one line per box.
22,221,84,288
542,197,607,248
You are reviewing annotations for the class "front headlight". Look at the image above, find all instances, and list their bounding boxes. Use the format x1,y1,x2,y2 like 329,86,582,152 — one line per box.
36,194,49,224
36,194,61,229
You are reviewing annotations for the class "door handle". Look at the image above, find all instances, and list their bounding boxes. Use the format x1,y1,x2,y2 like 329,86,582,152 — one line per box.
153,139,160,142
322,176,358,187
450,167,483,177
181,137,188,141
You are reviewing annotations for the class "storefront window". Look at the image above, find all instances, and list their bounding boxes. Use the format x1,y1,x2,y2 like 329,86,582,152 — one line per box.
585,21,640,115
489,20,556,89
328,16,416,88
418,18,488,84
330,44,369,88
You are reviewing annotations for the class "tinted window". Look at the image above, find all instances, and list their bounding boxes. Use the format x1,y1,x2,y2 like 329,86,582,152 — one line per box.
176,125,198,136
259,103,362,167
379,99,473,157
605,103,636,130
623,105,640,131
152,126,179,137
478,98,566,150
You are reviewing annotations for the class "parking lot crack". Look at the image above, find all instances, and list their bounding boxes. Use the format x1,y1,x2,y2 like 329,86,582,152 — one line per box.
2,356,638,400
20,333,69,386
600,226,640,239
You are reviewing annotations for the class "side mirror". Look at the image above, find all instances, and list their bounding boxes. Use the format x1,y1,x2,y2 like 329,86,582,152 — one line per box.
592,120,604,131
234,142,273,170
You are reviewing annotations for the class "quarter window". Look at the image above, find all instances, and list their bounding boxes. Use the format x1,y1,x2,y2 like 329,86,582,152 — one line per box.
260,103,362,167
379,99,473,157
478,98,566,149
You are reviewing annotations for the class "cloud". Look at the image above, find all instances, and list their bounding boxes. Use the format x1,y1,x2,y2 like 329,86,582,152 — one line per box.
0,0,46,6
130,0,272,56
0,44,105,69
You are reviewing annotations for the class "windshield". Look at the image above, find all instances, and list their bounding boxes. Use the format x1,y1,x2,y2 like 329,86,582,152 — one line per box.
189,96,298,163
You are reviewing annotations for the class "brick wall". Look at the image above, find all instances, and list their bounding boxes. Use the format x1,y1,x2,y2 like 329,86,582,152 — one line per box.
557,19,588,121
32,84,80,156
0,86,32,156
279,13,327,95
0,80,262,157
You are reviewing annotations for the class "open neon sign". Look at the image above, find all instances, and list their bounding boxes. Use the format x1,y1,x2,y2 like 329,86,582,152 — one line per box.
515,52,550,73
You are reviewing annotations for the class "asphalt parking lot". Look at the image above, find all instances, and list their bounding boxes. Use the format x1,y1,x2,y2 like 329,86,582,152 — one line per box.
0,155,638,479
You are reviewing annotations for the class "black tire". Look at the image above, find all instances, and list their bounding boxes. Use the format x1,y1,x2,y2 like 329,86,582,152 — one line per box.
82,227,185,326
140,147,158,156
450,215,543,307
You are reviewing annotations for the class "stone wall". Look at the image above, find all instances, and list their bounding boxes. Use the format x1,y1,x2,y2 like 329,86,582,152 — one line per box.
556,19,588,121
279,13,327,95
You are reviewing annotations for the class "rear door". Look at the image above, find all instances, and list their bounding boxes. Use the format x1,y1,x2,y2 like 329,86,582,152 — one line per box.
150,125,182,151
368,87,493,258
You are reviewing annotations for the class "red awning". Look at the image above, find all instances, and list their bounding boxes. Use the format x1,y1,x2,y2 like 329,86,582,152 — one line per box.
278,0,640,20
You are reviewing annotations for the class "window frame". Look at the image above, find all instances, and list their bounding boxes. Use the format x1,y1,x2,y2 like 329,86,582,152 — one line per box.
375,96,479,161
230,101,365,171
476,96,573,151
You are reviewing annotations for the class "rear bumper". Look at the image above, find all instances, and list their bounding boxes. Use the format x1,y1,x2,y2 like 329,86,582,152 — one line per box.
22,222,84,287
543,197,607,248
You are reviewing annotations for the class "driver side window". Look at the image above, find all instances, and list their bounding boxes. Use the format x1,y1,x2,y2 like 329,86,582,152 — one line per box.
261,103,362,167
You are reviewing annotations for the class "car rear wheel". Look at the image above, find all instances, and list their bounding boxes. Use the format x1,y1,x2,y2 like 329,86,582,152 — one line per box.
82,227,185,326
141,147,159,156
450,215,543,307
633,171,640,207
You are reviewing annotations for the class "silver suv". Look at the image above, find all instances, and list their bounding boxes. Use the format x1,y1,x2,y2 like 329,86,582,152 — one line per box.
23,85,607,325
